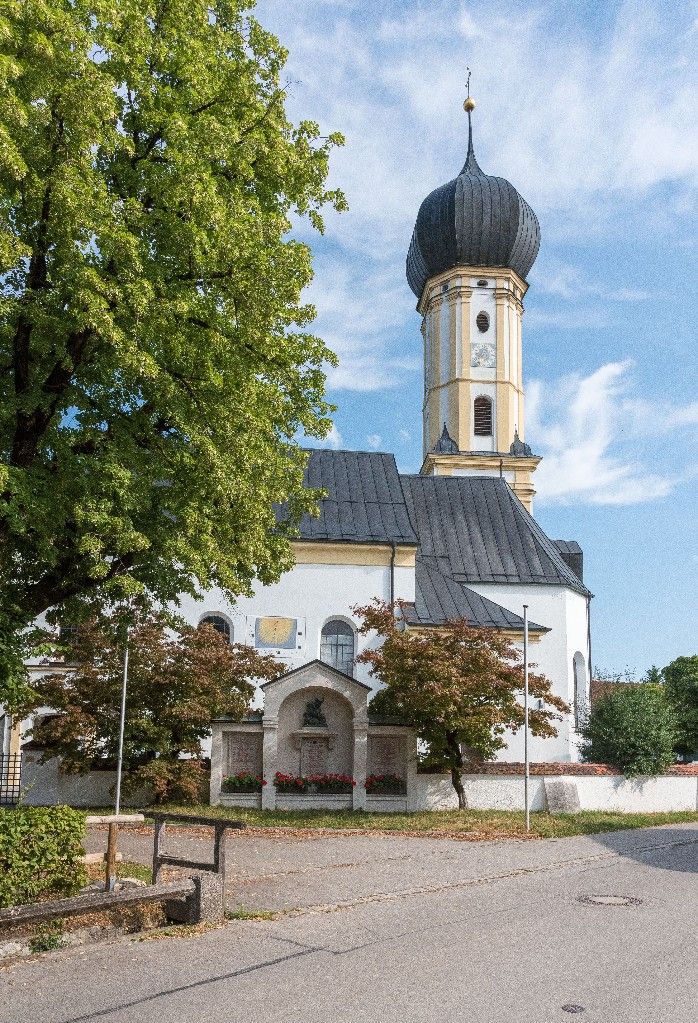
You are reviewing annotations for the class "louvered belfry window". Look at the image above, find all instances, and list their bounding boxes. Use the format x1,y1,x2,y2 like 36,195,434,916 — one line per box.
474,396,493,436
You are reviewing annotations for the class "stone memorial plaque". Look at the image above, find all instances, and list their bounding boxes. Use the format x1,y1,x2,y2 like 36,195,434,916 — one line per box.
225,733,262,776
369,736,403,776
544,778,581,814
300,737,329,776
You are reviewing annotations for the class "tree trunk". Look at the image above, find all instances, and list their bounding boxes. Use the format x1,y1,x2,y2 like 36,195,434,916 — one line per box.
445,730,468,810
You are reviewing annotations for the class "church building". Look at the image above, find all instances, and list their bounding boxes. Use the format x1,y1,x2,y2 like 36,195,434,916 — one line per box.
181,97,593,767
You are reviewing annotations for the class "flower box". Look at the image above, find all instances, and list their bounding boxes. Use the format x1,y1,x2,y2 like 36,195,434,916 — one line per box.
273,772,356,794
365,773,406,796
221,772,266,794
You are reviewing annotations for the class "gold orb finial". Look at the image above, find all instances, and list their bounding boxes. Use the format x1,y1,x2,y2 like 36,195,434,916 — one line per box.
463,96,475,112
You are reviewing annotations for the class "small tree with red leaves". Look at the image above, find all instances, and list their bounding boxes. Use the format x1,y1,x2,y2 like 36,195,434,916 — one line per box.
354,601,568,809
26,612,280,803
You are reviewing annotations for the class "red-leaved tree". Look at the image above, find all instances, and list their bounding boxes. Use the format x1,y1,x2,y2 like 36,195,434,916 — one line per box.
354,601,568,809
25,612,280,803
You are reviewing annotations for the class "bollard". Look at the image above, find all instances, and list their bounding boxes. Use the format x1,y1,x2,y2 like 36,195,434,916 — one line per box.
105,823,118,892
165,874,224,925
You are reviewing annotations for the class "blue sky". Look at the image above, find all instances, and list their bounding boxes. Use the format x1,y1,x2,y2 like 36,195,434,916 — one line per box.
255,0,697,676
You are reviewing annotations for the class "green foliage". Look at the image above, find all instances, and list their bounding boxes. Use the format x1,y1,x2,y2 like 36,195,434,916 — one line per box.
580,684,678,777
356,601,568,808
0,0,346,704
24,611,280,801
28,920,65,953
133,758,208,805
0,806,86,908
662,655,698,758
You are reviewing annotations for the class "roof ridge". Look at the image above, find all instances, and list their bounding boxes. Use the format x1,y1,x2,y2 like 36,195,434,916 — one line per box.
503,486,592,596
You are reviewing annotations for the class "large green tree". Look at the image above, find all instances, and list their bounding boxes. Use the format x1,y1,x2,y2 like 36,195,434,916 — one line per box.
355,601,568,809
0,0,345,705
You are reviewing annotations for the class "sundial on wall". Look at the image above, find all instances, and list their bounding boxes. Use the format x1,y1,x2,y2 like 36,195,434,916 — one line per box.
255,616,297,650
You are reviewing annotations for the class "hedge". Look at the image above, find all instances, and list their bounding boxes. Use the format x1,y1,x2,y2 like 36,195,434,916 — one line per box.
0,806,87,908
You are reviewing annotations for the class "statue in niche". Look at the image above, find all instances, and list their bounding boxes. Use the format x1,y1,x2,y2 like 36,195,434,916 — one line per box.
302,697,328,728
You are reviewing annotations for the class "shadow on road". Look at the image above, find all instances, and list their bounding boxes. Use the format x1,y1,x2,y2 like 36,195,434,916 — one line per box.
591,825,698,874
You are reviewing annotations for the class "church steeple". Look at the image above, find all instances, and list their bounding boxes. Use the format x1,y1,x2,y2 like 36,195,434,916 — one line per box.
406,86,541,513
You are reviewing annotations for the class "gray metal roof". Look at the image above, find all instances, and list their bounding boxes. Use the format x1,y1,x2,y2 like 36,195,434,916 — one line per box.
406,112,540,300
410,559,547,631
553,540,584,582
279,450,589,602
282,449,418,546
401,474,591,596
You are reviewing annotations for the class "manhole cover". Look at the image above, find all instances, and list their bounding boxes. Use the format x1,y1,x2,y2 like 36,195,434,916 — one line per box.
578,894,642,907
562,1007,585,1015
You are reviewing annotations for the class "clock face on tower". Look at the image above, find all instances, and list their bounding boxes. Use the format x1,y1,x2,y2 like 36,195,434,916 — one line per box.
255,617,298,650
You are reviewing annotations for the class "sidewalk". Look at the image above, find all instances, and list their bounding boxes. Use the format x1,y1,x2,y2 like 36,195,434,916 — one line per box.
85,820,698,912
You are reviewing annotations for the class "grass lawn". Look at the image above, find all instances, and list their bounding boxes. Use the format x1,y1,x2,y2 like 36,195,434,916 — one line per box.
143,804,698,841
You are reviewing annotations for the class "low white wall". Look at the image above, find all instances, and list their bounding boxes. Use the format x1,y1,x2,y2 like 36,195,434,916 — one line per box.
573,775,698,813
19,753,144,807
275,794,353,811
412,773,698,813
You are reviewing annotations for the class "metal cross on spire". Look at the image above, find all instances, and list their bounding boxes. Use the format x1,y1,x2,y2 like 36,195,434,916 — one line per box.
463,66,475,113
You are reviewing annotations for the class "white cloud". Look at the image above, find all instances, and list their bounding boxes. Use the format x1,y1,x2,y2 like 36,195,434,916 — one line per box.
262,0,698,259
252,0,696,403
307,259,421,391
306,423,343,450
532,262,652,303
366,433,382,450
399,428,411,442
527,360,696,505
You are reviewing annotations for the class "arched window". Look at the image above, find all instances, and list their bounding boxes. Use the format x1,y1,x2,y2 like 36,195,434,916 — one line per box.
573,652,587,730
474,396,493,436
200,614,232,643
320,620,355,676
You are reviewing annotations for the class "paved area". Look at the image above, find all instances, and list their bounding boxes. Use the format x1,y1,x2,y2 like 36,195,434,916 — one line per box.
2,824,697,1022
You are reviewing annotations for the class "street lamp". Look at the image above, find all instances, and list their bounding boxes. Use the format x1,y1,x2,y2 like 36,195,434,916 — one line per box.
523,604,530,833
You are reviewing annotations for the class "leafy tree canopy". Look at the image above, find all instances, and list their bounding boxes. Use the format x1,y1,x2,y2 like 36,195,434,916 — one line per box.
26,611,280,802
580,683,677,777
354,601,568,809
0,0,345,705
662,655,698,758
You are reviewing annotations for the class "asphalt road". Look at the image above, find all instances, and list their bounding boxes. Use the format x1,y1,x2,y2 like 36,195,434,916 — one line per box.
2,824,697,1023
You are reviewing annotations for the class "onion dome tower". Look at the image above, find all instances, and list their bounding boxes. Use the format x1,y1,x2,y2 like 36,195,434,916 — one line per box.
407,90,542,512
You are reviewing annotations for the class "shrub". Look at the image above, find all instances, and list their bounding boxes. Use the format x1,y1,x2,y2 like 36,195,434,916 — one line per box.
0,806,86,908
129,759,208,805
662,655,698,758
579,685,678,777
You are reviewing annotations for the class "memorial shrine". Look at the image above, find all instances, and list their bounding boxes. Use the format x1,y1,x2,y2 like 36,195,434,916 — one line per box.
210,660,416,811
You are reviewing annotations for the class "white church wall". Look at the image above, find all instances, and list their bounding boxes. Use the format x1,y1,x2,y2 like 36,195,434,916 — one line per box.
176,557,405,700
464,582,588,762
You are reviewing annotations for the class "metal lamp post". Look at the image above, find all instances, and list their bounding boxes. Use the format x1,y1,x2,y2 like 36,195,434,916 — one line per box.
523,604,530,833
114,626,129,817
106,625,129,893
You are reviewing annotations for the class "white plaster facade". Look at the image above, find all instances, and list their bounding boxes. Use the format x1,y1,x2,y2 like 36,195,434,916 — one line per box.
466,582,590,762
176,560,589,764
177,557,415,706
